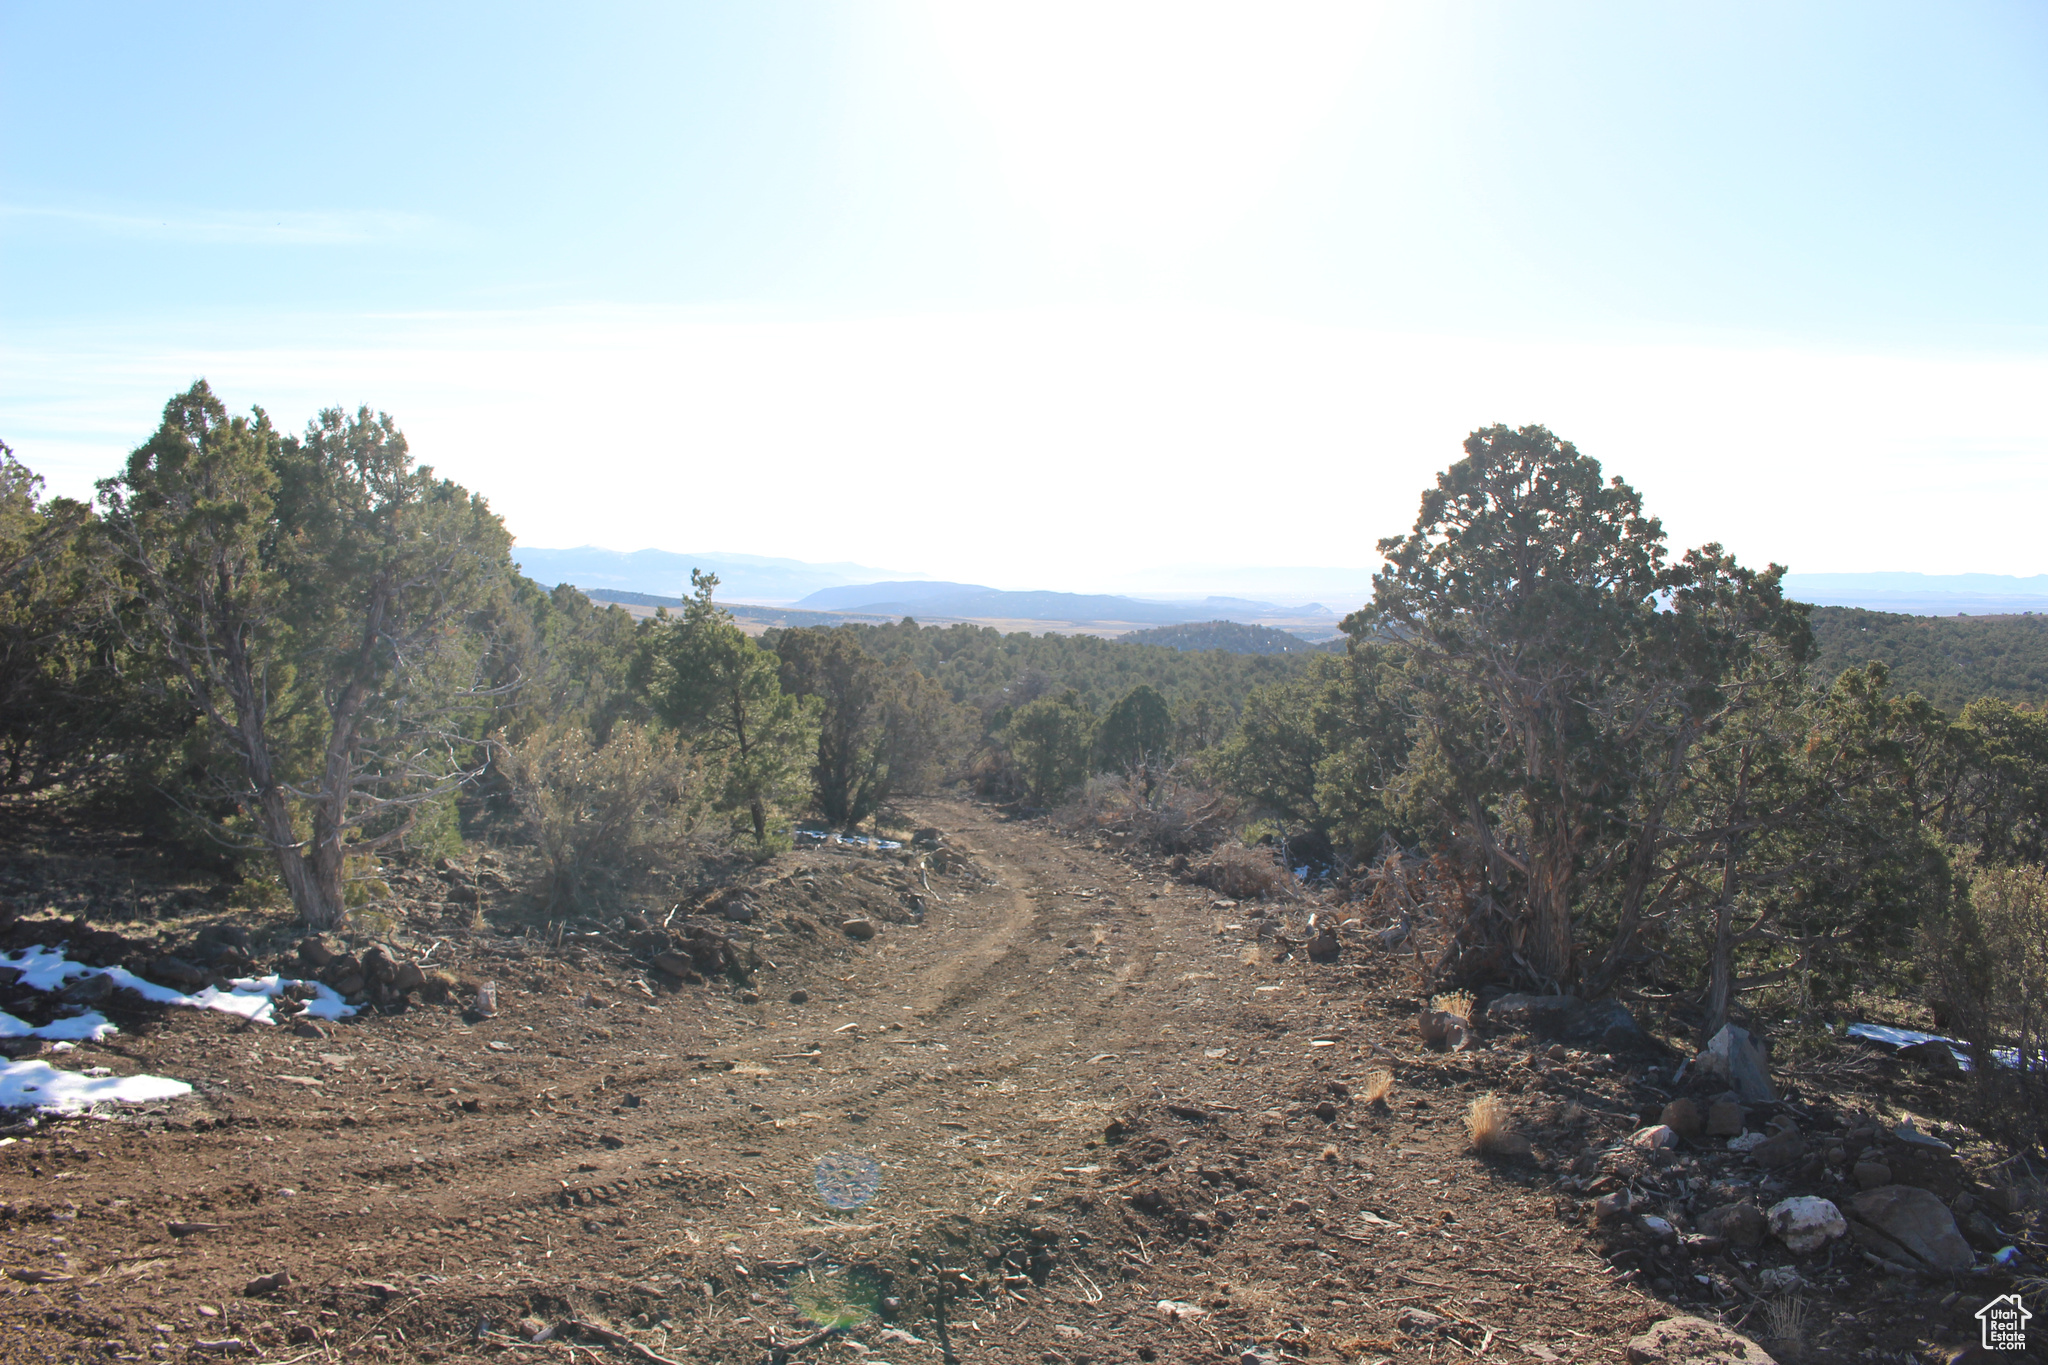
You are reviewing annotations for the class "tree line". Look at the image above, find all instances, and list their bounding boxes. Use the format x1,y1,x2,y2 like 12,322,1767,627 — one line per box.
6,387,2045,1143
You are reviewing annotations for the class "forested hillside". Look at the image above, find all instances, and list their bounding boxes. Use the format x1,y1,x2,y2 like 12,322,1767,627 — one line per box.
1117,619,1341,654
1808,605,2048,710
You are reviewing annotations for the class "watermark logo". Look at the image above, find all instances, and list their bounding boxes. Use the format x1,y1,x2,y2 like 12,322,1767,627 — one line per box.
1977,1292,2032,1352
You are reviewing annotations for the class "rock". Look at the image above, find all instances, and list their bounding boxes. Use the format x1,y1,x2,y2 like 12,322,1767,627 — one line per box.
1854,1160,1893,1191
326,972,366,999
1699,1202,1766,1248
912,828,943,849
290,1020,327,1039
1898,1038,1961,1072
787,989,809,1005
1564,998,1646,1049
243,1270,290,1296
318,954,362,987
1963,1210,2005,1250
1891,1121,1954,1153
1624,1315,1777,1365
1640,1215,1677,1240
296,937,338,969
151,955,209,991
840,918,876,941
652,951,697,979
1748,1129,1805,1170
721,900,755,924
58,972,114,1005
1661,1098,1703,1139
1704,1100,1748,1137
1631,1124,1680,1150
1757,1267,1803,1293
1397,1307,1448,1337
1850,1185,1974,1271
1487,993,1578,1024
1305,929,1341,963
360,944,397,984
1694,1025,1776,1104
388,962,427,995
1594,1191,1634,1225
1726,1131,1767,1153
620,912,651,932
1418,1010,1469,1049
1767,1195,1847,1254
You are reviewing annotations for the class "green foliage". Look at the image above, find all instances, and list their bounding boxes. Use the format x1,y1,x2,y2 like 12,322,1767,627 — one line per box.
1923,854,2048,1151
643,571,819,845
1809,606,2048,712
819,618,1314,741
1117,620,1340,655
1095,683,1172,774
97,382,514,928
1003,689,1095,804
0,441,156,794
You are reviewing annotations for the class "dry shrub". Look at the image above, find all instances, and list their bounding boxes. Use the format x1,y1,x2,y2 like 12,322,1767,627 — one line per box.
1466,1094,1528,1155
504,721,703,913
1924,858,2048,1152
1054,772,1235,855
1361,1069,1395,1104
1431,991,1475,1021
1188,842,1294,901
1353,850,1496,988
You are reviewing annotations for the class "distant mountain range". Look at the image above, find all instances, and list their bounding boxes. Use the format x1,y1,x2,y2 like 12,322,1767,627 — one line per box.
519,549,2048,623
794,581,1336,627
511,547,922,605
1781,573,2048,616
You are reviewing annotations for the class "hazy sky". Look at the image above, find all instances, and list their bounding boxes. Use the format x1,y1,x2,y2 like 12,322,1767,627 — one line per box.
4,2,2044,590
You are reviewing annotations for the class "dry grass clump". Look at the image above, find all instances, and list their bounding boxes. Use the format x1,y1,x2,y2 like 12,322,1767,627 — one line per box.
1361,1069,1395,1104
1188,843,1293,901
1430,991,1475,1021
1466,1094,1530,1155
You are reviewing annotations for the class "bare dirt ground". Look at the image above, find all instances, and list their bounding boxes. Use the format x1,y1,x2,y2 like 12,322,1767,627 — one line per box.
0,799,2035,1364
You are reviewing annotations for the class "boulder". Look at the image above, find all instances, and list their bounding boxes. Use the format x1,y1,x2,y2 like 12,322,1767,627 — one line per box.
58,972,114,1005
651,951,697,980
1631,1124,1680,1150
388,962,427,995
1767,1195,1847,1254
840,918,877,941
1625,1315,1777,1365
151,955,210,991
1694,1025,1776,1104
1704,1100,1748,1137
1854,1160,1893,1191
1699,1202,1767,1249
360,945,397,985
1748,1129,1805,1170
1660,1098,1703,1140
1898,1038,1961,1072
1563,998,1646,1049
1891,1121,1954,1153
1850,1185,1973,1272
1487,993,1577,1025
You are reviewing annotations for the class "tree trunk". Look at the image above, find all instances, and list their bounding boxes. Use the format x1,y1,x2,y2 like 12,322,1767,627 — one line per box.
1525,819,1576,988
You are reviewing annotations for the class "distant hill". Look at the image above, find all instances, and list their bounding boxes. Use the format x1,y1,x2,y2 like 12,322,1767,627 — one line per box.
795,583,1211,626
1809,606,2048,711
514,547,922,604
1118,621,1343,655
577,589,897,632
1785,572,2048,616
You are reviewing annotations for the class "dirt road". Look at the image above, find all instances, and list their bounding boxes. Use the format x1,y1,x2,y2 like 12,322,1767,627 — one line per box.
0,800,1807,1362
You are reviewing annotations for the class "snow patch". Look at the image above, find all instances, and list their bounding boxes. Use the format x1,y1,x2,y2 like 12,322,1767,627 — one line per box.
0,1059,191,1113
0,944,356,1030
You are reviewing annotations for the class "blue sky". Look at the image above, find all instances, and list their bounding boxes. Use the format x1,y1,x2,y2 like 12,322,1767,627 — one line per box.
4,2,2045,590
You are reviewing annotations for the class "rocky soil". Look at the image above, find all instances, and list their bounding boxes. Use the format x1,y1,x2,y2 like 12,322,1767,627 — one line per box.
0,799,2040,1364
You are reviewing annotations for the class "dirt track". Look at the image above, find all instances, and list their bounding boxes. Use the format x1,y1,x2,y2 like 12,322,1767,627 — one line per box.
0,800,1989,1362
